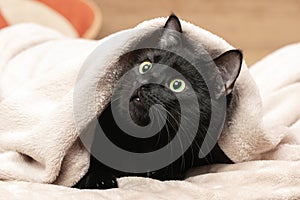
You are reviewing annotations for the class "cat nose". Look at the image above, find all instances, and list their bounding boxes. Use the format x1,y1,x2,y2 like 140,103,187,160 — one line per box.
139,79,148,86
140,84,150,91
140,85,147,91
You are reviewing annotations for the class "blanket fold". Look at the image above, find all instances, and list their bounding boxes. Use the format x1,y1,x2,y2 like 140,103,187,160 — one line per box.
0,18,300,199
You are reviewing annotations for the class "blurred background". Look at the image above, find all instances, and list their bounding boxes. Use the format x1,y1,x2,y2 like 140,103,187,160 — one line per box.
1,0,300,65
94,0,300,65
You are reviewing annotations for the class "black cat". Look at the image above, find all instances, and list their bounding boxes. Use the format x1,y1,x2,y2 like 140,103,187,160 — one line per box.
75,14,242,189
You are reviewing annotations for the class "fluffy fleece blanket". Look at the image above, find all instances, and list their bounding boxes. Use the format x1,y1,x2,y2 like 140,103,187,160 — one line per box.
0,17,300,199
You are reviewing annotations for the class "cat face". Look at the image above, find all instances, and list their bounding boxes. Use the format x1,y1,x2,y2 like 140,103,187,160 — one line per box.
112,14,243,143
119,49,209,129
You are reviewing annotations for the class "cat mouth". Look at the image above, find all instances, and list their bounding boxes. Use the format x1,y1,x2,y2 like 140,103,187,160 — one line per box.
130,89,143,105
131,95,141,103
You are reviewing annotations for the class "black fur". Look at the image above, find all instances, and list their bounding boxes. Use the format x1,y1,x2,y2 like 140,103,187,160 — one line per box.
74,14,242,189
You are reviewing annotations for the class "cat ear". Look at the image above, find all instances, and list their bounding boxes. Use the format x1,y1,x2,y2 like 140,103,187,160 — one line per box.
164,14,182,33
213,50,243,95
160,14,182,48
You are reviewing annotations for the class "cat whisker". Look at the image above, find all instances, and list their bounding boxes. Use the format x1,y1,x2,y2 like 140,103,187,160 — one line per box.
160,106,187,171
167,106,212,165
147,97,180,163
150,105,163,147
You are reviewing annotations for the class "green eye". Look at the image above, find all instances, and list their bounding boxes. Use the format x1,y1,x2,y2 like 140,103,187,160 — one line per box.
169,79,186,93
139,61,152,74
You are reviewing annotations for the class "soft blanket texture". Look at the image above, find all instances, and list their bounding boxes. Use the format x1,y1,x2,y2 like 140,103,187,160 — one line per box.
0,17,299,199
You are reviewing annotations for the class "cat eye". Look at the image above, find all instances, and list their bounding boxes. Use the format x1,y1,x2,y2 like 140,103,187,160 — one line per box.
139,61,152,74
169,79,186,93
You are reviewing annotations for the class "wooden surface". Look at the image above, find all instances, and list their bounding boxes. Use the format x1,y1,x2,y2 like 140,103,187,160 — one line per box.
93,0,300,65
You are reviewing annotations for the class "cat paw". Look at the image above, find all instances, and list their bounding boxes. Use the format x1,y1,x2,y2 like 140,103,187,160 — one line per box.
74,174,118,190
93,177,118,189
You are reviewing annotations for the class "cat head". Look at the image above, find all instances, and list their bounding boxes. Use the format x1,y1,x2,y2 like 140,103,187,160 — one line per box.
161,14,242,96
113,14,243,133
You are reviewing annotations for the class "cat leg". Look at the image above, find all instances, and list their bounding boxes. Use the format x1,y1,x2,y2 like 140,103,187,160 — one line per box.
73,155,118,189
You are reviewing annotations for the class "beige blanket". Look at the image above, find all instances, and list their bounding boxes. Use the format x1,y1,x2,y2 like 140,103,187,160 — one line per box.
0,18,299,199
